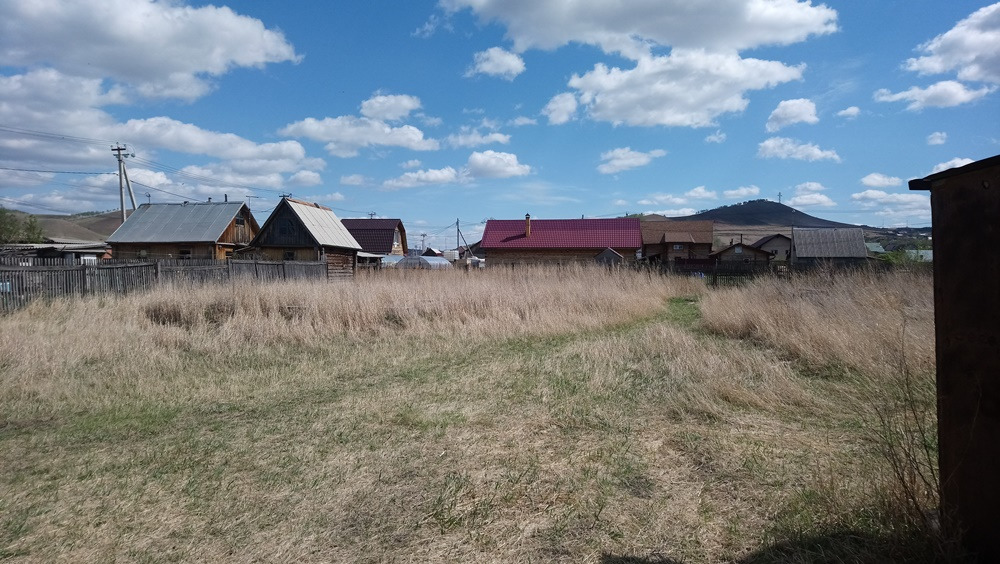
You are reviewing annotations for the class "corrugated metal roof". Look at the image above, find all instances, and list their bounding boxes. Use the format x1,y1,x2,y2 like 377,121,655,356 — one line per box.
107,202,247,244
285,199,361,250
481,218,641,249
792,228,867,258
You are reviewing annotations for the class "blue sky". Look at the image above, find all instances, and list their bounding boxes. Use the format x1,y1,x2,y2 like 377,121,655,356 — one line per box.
1,1,998,248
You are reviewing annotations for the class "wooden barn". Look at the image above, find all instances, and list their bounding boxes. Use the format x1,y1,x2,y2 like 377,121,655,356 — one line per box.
106,201,258,260
480,215,641,266
790,227,869,266
245,198,361,278
639,219,715,262
341,219,408,256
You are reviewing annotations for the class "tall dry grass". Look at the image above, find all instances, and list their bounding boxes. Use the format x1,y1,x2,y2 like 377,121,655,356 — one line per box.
0,266,944,563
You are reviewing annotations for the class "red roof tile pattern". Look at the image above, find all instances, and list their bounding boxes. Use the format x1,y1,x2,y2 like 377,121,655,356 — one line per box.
481,218,641,249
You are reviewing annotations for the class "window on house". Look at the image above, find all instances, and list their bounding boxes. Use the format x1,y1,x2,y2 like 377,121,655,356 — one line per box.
734,246,743,254
225,251,233,258
235,216,245,226
393,230,401,248
283,251,296,261
279,219,294,236
178,249,192,260
673,244,684,250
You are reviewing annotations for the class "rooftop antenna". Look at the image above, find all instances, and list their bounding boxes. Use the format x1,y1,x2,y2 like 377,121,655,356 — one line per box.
144,192,150,205
368,211,377,219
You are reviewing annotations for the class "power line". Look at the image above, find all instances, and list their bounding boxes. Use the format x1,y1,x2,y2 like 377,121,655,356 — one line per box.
0,124,117,146
0,166,112,175
0,196,70,214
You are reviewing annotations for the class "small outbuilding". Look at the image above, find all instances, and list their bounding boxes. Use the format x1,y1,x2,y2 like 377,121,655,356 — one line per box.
790,227,868,266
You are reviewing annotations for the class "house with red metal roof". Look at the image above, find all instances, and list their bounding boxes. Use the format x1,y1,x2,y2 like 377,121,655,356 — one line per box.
480,214,641,266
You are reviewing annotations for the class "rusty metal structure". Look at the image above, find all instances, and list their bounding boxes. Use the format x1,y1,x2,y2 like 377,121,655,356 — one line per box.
910,154,1000,560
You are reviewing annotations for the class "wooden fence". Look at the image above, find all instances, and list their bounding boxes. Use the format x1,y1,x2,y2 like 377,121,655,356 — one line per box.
0,258,327,313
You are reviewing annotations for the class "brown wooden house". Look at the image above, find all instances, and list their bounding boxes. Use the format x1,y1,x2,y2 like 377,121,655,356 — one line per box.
106,201,258,260
340,219,408,256
480,215,641,266
710,242,773,263
640,219,715,262
245,197,361,278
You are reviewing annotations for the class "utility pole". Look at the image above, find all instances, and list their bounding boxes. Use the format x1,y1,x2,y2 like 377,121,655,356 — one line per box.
112,144,137,224
368,211,377,219
456,218,460,252
421,232,427,251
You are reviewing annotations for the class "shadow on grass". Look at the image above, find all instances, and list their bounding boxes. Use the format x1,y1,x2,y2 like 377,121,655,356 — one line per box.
602,528,956,564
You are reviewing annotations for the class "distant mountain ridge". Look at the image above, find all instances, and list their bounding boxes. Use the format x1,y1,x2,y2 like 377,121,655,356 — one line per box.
656,200,855,228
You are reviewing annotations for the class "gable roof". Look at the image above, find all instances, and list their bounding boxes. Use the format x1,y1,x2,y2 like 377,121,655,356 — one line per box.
254,198,361,250
751,233,791,248
710,242,773,258
481,218,641,249
640,220,714,245
107,202,252,244
341,218,406,254
792,227,867,258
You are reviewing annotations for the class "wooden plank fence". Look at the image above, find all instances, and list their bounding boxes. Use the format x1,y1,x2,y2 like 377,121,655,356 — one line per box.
0,258,327,313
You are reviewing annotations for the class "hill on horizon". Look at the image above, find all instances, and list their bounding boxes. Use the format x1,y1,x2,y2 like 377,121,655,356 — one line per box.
652,200,857,228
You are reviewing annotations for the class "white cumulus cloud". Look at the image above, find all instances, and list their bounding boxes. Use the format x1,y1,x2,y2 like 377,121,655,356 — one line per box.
0,0,299,101
280,115,439,158
931,157,974,174
685,186,717,199
382,167,461,189
788,193,836,207
705,130,727,143
758,137,841,162
466,47,526,80
836,106,860,118
927,131,947,145
766,98,818,132
723,185,760,199
874,80,995,110
861,173,902,187
446,128,511,148
905,3,1000,84
543,92,579,124
466,150,531,178
360,94,423,121
597,147,666,174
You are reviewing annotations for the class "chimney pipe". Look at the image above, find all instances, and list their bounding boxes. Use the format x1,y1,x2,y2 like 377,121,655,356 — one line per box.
224,194,228,202
525,213,531,238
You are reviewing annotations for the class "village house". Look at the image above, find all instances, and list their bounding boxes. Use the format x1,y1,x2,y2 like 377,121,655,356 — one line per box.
751,233,792,262
244,197,361,278
790,227,869,267
710,242,774,263
639,219,714,262
341,219,408,256
480,215,641,267
106,201,258,260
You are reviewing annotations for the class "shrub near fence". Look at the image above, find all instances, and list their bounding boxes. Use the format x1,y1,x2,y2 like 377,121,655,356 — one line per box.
0,258,327,313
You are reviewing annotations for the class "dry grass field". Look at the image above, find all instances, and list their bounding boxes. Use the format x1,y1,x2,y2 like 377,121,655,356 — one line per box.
0,266,943,563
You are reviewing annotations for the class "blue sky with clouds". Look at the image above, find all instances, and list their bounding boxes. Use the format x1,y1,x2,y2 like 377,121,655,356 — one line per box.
1,1,998,247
